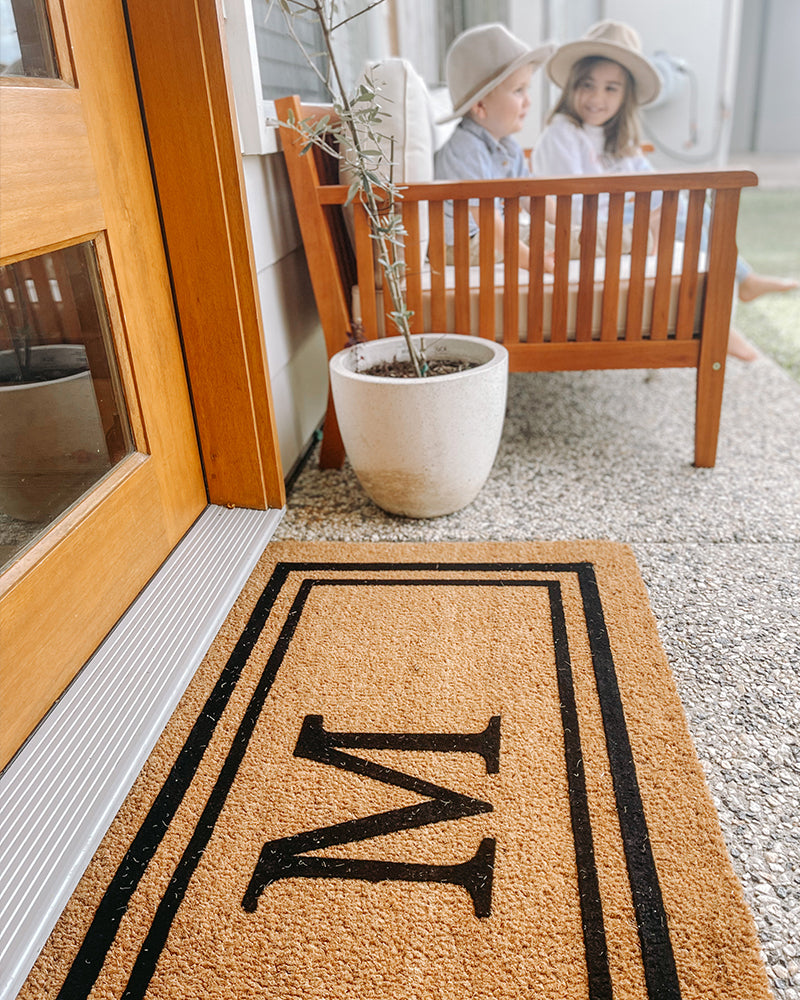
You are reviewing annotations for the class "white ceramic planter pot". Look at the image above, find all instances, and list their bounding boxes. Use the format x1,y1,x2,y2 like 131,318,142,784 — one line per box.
0,346,109,522
329,334,508,518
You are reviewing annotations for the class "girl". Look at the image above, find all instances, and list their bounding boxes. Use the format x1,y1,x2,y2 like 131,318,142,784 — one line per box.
533,20,797,360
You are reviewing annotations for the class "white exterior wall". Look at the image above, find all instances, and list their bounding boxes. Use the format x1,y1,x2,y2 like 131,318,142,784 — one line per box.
240,155,329,479
508,0,550,152
732,0,800,153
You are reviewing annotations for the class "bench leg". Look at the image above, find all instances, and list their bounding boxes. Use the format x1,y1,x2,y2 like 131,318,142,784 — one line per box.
319,389,345,469
694,344,728,468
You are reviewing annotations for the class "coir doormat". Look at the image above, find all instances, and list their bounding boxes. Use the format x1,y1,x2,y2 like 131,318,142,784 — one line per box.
21,541,770,1000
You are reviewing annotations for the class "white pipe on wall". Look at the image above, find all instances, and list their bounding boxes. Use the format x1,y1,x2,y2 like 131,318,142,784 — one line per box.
717,0,743,166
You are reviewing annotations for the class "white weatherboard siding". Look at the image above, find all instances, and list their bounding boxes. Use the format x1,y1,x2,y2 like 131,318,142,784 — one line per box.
242,154,329,475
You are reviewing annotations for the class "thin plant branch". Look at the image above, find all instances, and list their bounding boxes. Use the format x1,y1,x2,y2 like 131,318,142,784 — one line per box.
276,0,425,375
332,0,389,32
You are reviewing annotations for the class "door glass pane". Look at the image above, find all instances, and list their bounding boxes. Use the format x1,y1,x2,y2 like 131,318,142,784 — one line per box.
0,243,134,569
0,0,58,78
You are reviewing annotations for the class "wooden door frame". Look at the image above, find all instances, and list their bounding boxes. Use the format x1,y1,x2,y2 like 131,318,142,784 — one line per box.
123,0,285,510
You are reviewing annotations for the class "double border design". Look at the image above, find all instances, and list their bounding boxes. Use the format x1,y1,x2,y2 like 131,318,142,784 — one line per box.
57,561,681,1000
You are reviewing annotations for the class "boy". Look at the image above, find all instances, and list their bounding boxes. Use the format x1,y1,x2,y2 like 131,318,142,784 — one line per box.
434,24,554,269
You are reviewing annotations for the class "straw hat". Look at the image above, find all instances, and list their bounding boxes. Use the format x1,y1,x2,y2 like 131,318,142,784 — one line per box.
546,20,662,105
440,23,554,122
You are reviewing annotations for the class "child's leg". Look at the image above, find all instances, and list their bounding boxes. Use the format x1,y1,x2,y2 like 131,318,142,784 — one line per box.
737,264,798,301
543,219,605,258
522,221,555,272
727,327,759,361
444,233,482,266
674,193,797,301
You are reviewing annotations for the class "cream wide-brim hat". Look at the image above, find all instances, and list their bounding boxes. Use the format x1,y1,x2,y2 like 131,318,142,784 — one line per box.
546,19,662,106
439,23,555,123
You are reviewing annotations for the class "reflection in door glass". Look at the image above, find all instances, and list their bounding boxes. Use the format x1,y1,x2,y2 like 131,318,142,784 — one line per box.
0,0,57,78
0,244,133,570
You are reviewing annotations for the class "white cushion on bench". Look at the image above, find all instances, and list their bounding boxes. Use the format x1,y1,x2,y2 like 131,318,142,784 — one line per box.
340,58,435,261
348,57,434,183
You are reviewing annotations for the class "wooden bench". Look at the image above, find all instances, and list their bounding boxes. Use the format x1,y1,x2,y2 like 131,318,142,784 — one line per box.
275,94,757,469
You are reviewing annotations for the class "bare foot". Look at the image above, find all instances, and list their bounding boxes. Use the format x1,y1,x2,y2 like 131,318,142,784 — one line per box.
727,327,759,361
544,250,555,274
738,272,799,302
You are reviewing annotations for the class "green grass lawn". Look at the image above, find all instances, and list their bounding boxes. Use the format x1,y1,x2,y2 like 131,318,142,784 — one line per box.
732,188,800,381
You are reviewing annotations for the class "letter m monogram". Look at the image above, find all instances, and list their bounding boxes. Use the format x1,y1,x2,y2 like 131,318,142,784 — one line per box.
242,715,500,918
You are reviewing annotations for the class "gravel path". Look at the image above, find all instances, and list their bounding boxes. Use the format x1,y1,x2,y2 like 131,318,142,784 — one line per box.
277,359,800,996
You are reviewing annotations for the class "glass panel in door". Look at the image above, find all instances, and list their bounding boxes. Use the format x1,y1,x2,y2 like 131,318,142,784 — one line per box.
0,0,57,78
0,243,134,569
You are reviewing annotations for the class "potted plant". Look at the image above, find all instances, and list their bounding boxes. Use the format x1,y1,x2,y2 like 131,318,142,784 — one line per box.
0,272,109,523
274,0,508,517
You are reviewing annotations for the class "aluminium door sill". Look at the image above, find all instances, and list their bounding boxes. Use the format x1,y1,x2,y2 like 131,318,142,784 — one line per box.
0,504,283,1000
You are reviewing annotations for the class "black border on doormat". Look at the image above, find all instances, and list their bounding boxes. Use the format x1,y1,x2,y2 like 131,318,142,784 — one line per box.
56,561,680,1000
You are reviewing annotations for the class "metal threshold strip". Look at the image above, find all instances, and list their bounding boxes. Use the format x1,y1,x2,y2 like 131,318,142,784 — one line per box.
0,505,283,1000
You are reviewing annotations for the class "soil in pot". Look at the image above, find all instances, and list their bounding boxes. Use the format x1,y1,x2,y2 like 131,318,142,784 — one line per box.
361,358,480,378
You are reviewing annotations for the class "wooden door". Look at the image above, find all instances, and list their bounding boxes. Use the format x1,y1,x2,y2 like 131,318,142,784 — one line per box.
0,0,209,766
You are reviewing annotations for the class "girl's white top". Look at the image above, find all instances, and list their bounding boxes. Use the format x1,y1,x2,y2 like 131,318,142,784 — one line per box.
532,113,654,220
